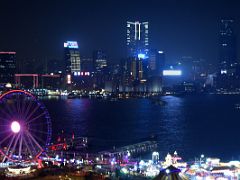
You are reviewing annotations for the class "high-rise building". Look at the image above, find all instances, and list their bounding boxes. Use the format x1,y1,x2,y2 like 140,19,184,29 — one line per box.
219,19,237,70
0,52,16,84
93,50,107,72
127,21,149,58
130,57,143,80
148,50,165,77
64,41,81,74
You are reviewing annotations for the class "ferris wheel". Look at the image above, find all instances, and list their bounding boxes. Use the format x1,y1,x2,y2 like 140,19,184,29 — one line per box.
0,90,52,163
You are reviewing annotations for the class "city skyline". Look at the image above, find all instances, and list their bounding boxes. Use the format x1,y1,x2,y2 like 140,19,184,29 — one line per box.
1,0,240,64
1,1,240,179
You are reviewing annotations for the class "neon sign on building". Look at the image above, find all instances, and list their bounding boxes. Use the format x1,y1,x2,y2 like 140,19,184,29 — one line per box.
64,41,79,49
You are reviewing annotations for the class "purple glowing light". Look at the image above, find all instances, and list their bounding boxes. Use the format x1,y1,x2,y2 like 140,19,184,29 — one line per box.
11,121,21,133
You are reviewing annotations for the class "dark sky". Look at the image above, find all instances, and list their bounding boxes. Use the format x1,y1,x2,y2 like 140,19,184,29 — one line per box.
1,0,240,64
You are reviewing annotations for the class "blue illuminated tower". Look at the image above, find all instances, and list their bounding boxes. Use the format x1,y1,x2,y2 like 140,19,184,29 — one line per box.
127,21,149,58
93,50,107,72
148,50,165,77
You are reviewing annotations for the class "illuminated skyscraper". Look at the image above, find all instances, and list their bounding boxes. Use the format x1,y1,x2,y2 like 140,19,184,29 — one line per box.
148,50,165,77
130,57,143,80
0,52,16,83
93,50,107,72
127,21,149,58
219,19,236,70
64,41,81,74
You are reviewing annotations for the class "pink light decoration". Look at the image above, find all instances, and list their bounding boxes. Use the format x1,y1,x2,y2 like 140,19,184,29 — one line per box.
0,52,16,54
11,121,21,133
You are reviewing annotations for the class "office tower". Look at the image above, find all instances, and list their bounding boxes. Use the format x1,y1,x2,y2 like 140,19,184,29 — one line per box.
130,57,143,80
0,52,16,83
64,41,81,74
127,21,149,58
219,19,236,70
148,50,165,77
93,50,107,72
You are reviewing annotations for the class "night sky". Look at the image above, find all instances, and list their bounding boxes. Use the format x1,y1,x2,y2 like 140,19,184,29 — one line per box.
1,0,240,63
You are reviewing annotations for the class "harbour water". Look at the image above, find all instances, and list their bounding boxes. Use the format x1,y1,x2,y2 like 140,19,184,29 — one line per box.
42,95,240,161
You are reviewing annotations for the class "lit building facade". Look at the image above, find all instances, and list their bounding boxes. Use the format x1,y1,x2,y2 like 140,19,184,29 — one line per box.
93,50,107,72
130,57,143,80
0,52,16,84
64,41,81,74
148,50,165,77
127,21,149,58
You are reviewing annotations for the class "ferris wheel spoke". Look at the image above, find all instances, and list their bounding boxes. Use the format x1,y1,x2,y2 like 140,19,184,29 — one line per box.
22,100,33,120
0,133,13,145
0,123,10,127
25,104,40,122
5,135,15,154
5,101,16,118
26,131,44,150
0,116,8,122
31,133,46,146
18,133,23,160
2,134,16,162
10,101,19,118
22,133,33,158
30,121,49,126
27,112,46,124
25,132,38,155
11,94,20,116
0,107,13,121
3,99,18,120
16,93,21,115
19,97,27,119
0,128,11,135
29,128,49,135
9,132,21,158
26,131,43,153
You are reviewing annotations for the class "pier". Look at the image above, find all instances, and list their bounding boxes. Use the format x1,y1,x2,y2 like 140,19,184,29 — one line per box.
99,140,158,158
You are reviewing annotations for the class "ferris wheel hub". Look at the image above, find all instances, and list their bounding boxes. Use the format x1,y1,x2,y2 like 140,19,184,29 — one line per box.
11,121,21,133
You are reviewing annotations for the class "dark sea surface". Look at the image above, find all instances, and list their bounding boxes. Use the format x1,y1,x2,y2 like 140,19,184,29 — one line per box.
42,95,240,161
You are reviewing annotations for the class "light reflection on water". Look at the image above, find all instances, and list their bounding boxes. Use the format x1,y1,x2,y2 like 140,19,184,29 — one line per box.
42,95,240,160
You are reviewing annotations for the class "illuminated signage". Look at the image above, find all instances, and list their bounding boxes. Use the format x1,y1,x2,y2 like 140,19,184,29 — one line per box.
64,41,79,49
138,53,148,59
73,72,90,76
163,70,182,76
67,74,71,84
138,54,145,59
